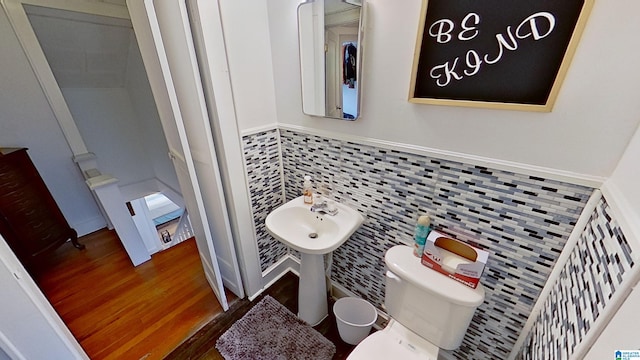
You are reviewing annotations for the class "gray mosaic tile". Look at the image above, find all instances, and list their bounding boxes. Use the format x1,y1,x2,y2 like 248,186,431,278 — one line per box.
243,128,596,359
242,130,287,271
517,196,634,360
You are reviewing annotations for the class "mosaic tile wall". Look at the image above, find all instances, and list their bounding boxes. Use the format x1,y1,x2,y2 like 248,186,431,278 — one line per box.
241,128,596,359
242,129,287,271
516,196,635,360
276,129,594,360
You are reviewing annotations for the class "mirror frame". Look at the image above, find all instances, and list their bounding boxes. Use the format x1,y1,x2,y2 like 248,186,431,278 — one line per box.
297,0,364,121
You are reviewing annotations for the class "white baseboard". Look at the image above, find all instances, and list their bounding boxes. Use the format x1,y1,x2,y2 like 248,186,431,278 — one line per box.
72,216,107,237
249,255,300,301
256,260,390,331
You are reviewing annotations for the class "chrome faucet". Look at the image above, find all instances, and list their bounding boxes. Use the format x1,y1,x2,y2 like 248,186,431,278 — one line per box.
310,199,338,216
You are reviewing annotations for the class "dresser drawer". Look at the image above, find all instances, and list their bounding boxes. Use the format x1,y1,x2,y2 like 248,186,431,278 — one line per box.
0,148,79,269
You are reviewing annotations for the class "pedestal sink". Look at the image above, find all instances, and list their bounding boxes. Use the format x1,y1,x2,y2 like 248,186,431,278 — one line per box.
266,196,365,325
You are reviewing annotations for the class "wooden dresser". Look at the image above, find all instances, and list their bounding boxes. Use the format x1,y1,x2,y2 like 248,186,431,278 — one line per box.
0,148,84,270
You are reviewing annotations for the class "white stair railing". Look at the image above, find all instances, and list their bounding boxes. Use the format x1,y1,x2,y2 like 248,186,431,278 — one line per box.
170,210,193,244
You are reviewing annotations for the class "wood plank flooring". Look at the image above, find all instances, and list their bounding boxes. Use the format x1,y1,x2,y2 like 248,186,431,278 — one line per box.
33,228,361,360
32,228,233,360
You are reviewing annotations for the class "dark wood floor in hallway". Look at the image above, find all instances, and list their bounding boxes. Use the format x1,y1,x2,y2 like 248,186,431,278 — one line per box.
32,228,233,360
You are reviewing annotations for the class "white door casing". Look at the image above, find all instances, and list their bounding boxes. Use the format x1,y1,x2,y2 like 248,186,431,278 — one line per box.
129,0,228,309
151,0,244,300
186,0,263,299
325,30,340,118
0,0,243,356
0,234,88,359
129,0,254,308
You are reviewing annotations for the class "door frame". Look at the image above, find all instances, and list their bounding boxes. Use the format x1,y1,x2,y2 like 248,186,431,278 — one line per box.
0,0,260,356
185,0,263,299
2,0,251,298
0,234,88,359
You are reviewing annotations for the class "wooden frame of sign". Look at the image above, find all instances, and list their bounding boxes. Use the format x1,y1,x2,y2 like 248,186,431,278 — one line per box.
408,0,594,112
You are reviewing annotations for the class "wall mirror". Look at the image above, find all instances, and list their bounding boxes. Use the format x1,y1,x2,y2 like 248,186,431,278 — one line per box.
297,0,363,120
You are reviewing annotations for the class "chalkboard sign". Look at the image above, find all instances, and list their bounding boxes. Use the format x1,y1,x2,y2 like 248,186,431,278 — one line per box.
408,0,593,112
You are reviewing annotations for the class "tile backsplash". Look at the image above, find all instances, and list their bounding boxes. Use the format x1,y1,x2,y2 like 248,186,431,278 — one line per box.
243,128,595,359
516,196,635,360
242,130,287,271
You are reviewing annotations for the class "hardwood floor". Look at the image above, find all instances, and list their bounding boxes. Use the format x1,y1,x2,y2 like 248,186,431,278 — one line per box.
166,272,360,360
33,228,361,360
32,228,233,360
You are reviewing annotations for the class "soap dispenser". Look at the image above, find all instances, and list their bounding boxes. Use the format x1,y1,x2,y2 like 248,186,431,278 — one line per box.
303,175,314,204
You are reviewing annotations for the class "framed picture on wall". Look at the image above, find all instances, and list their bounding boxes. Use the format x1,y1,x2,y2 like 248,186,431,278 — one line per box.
408,0,594,112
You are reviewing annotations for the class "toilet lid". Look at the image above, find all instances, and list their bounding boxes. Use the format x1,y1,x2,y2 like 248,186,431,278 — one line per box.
347,327,439,360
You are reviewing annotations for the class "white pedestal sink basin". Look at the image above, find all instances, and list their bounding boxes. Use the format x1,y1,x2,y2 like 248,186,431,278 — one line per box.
266,196,364,325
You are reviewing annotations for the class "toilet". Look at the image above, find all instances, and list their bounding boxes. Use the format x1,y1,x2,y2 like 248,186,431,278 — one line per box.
347,245,485,359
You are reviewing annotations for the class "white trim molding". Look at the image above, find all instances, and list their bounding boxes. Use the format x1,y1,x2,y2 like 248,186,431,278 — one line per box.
507,190,604,359
0,330,26,360
601,181,640,252
0,235,88,359
272,124,604,189
249,255,300,301
240,123,279,138
188,0,263,300
19,0,129,19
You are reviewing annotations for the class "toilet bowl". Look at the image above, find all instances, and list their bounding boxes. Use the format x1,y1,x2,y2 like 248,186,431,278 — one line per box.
347,245,485,359
347,318,439,359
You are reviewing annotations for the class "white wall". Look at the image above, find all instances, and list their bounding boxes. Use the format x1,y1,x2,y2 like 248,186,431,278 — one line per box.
43,14,178,198
267,0,640,178
126,34,181,195
25,6,132,89
604,123,640,246
218,0,278,130
2,0,639,356
0,9,105,235
264,3,640,355
62,87,157,187
589,113,640,357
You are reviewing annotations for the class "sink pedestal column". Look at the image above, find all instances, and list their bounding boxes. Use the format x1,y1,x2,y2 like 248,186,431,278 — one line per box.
298,252,327,326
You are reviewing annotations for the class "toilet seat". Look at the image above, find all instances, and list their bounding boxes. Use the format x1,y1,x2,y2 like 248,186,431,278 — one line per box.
347,319,439,360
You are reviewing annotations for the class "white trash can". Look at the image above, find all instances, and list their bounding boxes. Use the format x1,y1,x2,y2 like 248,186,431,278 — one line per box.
333,297,377,345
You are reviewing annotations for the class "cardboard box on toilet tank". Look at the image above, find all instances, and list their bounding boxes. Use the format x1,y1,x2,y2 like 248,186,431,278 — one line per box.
420,230,489,289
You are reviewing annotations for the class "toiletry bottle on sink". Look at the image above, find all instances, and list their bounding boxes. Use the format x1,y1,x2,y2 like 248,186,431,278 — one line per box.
303,175,314,204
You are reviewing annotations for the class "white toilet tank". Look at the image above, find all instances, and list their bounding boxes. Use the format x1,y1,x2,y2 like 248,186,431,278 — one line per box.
384,245,485,350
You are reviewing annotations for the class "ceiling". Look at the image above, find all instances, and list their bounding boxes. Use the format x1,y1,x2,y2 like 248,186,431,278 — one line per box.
25,4,134,88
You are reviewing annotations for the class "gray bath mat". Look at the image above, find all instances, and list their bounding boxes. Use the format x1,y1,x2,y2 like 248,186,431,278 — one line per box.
216,295,335,360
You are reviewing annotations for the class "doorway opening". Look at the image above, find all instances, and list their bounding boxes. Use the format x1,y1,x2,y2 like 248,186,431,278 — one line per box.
4,2,233,355
147,192,185,245
341,40,358,119
129,192,193,254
